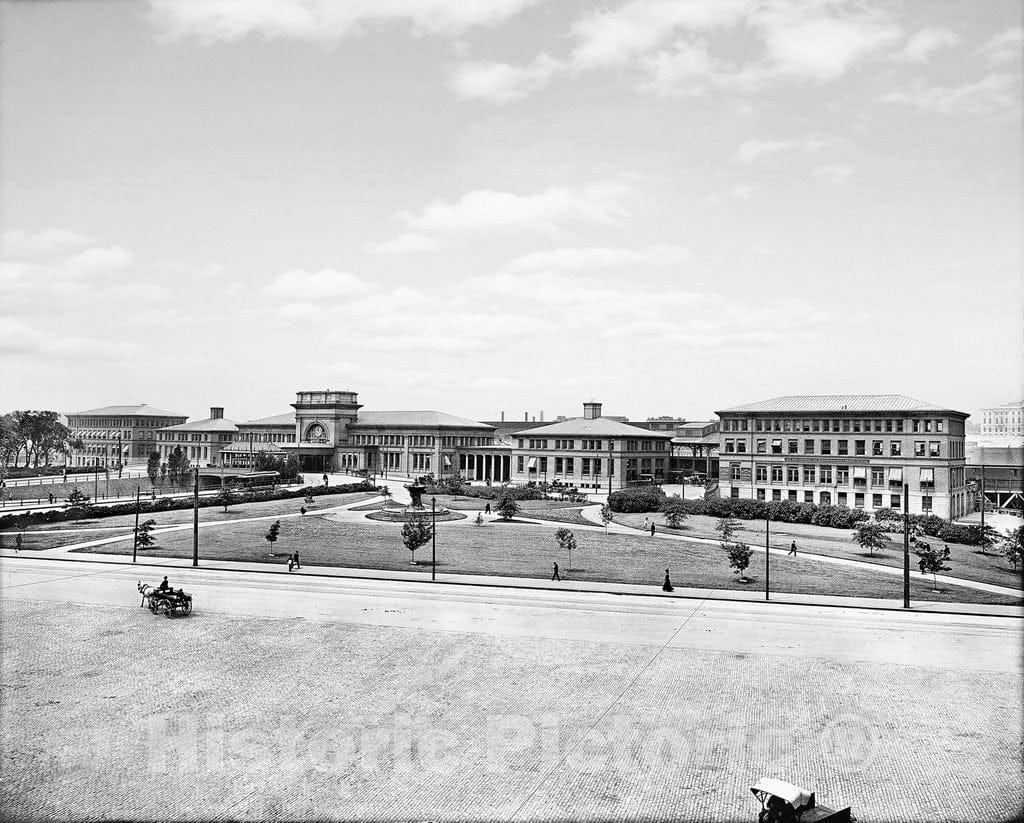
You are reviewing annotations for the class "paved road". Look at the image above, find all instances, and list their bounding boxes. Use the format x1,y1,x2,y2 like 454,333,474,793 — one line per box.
2,557,1021,822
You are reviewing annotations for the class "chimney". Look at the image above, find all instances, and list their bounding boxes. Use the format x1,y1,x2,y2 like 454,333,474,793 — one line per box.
210,407,224,420
540,410,544,422
583,400,602,420
501,411,505,422
525,412,528,421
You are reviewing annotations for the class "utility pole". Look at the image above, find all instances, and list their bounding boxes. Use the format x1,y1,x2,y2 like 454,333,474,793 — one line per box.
192,467,199,567
903,482,910,609
431,496,437,582
132,486,141,564
980,464,986,530
608,444,613,497
765,514,770,601
118,433,123,478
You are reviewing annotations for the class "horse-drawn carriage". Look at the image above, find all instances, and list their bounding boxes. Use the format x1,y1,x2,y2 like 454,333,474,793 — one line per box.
137,581,192,618
751,778,852,822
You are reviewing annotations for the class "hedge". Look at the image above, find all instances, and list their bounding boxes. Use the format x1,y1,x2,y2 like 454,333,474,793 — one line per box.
0,482,376,530
608,486,668,513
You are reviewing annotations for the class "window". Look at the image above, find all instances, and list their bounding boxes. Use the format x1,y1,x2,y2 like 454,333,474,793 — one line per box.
772,489,782,501
820,491,831,505
924,420,933,433
891,494,901,508
885,420,893,432
871,468,885,487
787,466,799,483
725,439,734,453
820,440,831,455
731,487,740,499
756,488,766,501
841,420,850,432
929,442,940,457
872,494,883,508
771,465,783,483
731,463,742,481
913,420,921,433
838,492,847,506
919,467,934,488
852,466,867,486
895,420,904,433
756,465,767,482
855,440,866,456
771,439,782,454
891,442,902,457
837,467,849,485
804,439,815,454
565,458,574,474
756,439,766,454
852,420,862,433
804,491,814,503
854,492,865,508
788,490,797,501
838,440,849,456
888,468,903,486
936,420,944,433
788,439,798,454
819,466,832,484
555,458,563,474
922,495,933,513
872,440,883,456
582,458,590,475
914,441,925,457
803,465,815,484
539,457,548,473
736,440,747,454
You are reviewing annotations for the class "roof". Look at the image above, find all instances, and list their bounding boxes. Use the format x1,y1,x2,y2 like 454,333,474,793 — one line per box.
513,417,673,438
69,404,186,418
349,411,495,430
716,395,967,415
240,412,295,427
159,417,239,432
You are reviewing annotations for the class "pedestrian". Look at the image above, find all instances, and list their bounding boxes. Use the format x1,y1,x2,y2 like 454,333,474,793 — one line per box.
662,568,673,592
650,522,656,537
293,551,300,570
485,502,491,515
551,562,561,581
288,555,294,572
909,531,916,545
788,540,797,556
322,473,329,487
643,516,650,532
300,506,307,515
15,533,22,553
475,512,483,526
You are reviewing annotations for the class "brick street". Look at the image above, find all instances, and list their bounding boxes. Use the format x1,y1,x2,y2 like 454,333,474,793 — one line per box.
1,558,1020,822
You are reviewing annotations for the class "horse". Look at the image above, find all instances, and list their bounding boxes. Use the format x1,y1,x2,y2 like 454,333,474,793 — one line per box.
137,581,156,607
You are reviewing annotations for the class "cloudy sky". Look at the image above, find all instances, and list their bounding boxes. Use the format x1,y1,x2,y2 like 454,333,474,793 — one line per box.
1,0,1020,424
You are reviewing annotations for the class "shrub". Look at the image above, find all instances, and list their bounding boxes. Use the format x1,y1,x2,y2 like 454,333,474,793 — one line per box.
607,485,667,513
936,524,975,545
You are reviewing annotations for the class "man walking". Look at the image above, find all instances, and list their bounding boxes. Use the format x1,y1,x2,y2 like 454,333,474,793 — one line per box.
788,540,797,556
551,562,561,581
292,551,300,570
484,502,491,515
650,522,656,537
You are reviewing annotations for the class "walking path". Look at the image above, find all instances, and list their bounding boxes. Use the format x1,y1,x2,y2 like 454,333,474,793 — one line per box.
2,493,1020,618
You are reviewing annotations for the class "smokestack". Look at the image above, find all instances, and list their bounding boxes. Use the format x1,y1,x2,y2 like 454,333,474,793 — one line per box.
540,410,544,422
501,411,505,422
210,407,224,420
525,412,528,421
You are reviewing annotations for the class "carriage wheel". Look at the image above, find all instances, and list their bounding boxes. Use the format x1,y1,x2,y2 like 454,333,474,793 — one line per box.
165,605,174,618
149,599,159,614
181,600,192,616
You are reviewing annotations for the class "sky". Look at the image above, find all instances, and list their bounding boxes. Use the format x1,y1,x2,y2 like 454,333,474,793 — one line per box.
1,0,1021,425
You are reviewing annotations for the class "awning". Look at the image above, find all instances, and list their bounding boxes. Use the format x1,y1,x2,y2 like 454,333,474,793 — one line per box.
888,468,903,482
527,457,537,470
443,455,452,469
852,466,867,479
771,440,782,447
920,468,934,483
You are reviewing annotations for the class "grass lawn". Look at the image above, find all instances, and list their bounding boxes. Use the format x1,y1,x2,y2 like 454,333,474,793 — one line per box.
77,510,1021,605
614,511,1024,591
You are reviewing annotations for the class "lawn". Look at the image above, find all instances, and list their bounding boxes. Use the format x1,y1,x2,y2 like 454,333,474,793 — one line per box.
77,509,1021,605
613,511,1024,590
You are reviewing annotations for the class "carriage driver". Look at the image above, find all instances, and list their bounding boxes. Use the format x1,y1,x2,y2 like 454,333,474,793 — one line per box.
158,576,170,592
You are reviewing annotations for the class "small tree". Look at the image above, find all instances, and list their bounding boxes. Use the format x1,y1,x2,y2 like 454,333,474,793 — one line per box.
146,452,161,485
401,515,433,564
969,524,999,555
724,541,753,582
135,519,157,548
555,527,577,572
216,485,239,513
660,498,689,528
65,489,91,508
1002,526,1024,571
495,495,521,521
599,503,614,532
715,516,741,544
853,522,891,557
915,540,951,589
265,520,281,552
160,462,168,484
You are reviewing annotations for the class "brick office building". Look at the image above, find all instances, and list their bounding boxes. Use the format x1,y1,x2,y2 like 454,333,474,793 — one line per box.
715,395,970,518
67,404,187,468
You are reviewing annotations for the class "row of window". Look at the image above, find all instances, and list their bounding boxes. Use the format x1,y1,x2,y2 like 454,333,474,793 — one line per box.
515,439,666,451
730,462,938,487
236,432,297,443
722,417,946,434
734,487,922,510
157,433,234,443
70,418,182,428
725,438,948,458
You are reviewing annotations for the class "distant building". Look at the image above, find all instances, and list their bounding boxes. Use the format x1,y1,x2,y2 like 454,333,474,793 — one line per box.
715,395,969,518
634,416,688,432
220,412,297,469
511,401,673,490
966,442,1023,513
670,420,720,478
156,407,238,466
67,404,187,468
979,401,1024,436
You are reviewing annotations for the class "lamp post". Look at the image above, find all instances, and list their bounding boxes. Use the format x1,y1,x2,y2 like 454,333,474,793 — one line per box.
431,496,437,582
980,464,986,530
608,444,613,497
765,514,770,601
902,481,910,608
192,467,199,567
132,486,141,564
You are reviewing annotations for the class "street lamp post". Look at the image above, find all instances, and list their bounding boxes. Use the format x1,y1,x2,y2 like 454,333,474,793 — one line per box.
132,486,141,564
431,496,437,582
192,467,200,567
765,514,770,601
608,445,613,497
902,482,910,608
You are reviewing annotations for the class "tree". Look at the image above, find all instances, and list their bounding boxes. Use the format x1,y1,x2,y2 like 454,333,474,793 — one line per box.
13,410,77,468
968,523,999,555
724,541,754,582
715,516,742,544
0,413,23,477
146,452,161,485
659,498,689,528
167,447,185,484
495,495,521,520
915,540,951,588
852,522,891,557
160,462,168,484
401,515,433,564
265,520,281,552
555,527,577,573
599,503,614,532
215,485,239,513
135,519,157,549
65,489,91,507
1002,526,1024,572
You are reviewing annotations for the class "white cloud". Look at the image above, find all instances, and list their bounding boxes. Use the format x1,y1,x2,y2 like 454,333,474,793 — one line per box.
263,268,375,301
730,184,756,200
149,0,544,43
813,164,852,184
60,246,134,280
640,40,715,96
880,74,1019,115
892,27,959,63
447,54,561,103
978,27,1023,66
736,139,793,163
369,179,636,252
504,244,691,273
0,317,143,361
0,229,97,259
